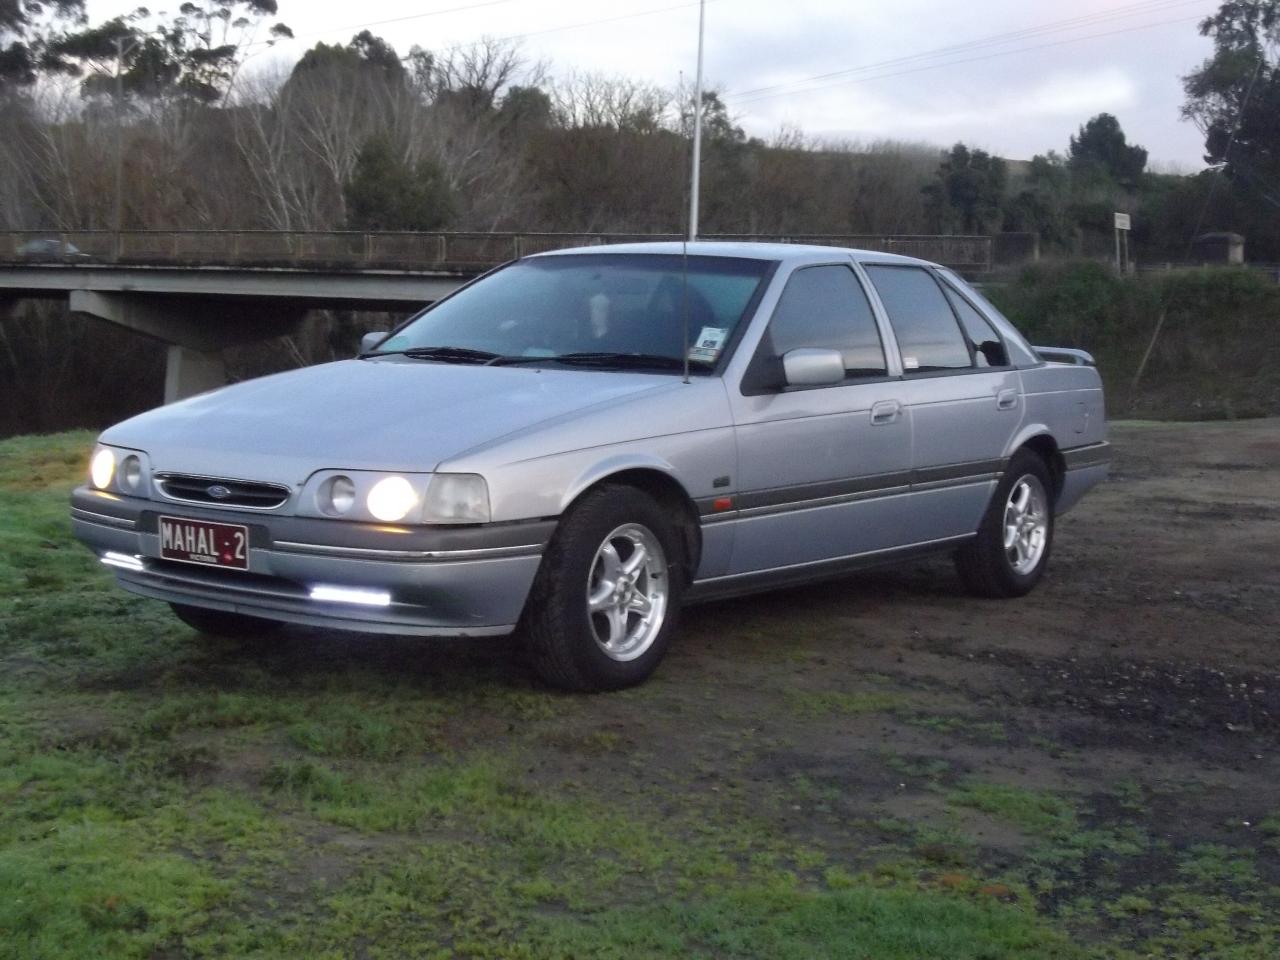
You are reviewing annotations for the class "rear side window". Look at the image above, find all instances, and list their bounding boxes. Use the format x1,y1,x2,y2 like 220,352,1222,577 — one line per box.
943,286,1008,367
863,265,971,372
764,264,887,378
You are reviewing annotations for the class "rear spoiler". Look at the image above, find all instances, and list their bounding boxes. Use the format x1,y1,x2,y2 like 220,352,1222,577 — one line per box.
1034,346,1095,366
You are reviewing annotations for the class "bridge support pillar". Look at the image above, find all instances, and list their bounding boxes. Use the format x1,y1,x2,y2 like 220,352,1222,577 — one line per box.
69,290,304,404
164,346,227,403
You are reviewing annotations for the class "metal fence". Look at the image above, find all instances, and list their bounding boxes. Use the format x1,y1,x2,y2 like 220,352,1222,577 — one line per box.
1,230,994,274
1135,261,1280,282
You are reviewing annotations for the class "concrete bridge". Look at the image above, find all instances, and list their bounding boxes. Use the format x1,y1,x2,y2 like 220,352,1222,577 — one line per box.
0,230,994,401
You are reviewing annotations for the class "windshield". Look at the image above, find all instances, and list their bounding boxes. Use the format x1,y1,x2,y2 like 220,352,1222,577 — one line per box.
371,254,775,371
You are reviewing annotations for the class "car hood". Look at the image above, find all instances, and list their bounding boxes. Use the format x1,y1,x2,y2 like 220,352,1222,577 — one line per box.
102,359,681,484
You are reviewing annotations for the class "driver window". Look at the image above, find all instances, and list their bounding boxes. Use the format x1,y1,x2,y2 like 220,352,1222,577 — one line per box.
758,265,888,382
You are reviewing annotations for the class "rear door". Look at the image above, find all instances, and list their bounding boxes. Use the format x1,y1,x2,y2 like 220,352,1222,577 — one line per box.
726,262,912,574
861,263,1023,541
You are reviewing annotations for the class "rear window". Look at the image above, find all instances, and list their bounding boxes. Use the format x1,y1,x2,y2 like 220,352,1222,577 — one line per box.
863,265,972,372
942,286,1008,367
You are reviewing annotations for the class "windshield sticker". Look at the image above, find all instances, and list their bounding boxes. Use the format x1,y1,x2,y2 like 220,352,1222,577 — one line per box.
903,356,920,370
688,327,730,363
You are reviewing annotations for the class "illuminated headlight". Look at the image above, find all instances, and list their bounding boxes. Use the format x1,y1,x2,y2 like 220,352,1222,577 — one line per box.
424,474,490,524
367,475,418,523
90,448,115,489
319,475,357,516
88,444,150,496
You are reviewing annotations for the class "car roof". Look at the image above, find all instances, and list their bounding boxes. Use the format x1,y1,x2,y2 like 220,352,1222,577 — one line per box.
526,240,935,267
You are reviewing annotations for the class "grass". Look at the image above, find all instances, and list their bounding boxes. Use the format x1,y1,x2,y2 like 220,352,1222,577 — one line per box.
783,689,904,718
2,430,1278,957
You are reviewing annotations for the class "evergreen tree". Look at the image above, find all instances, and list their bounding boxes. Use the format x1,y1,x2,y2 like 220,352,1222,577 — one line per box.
1068,113,1148,188
344,136,456,231
922,144,1007,234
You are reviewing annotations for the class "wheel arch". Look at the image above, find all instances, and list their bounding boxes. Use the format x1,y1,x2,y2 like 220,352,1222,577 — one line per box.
1009,431,1065,503
560,458,702,580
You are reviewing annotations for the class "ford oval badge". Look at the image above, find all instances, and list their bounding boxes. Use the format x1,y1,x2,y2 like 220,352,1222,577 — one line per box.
206,484,232,500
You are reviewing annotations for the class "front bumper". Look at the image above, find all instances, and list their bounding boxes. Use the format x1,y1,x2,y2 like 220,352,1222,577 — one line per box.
70,487,554,637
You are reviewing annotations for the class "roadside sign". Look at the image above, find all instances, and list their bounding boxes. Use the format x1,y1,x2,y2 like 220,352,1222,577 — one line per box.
1114,212,1132,231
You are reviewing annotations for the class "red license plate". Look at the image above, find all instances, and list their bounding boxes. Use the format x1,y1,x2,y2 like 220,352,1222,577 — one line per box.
159,516,250,570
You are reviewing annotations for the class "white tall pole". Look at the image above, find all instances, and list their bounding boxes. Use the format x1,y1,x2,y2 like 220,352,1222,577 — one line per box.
688,0,706,241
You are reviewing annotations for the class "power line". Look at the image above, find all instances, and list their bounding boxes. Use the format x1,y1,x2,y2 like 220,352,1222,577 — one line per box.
248,0,528,48
493,0,720,46
730,12,1206,107
252,0,719,54
728,0,1208,101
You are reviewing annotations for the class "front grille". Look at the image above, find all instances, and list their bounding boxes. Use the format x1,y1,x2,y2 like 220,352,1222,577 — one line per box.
156,474,291,509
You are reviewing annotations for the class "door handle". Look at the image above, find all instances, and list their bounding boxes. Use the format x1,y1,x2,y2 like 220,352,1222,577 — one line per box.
996,388,1019,411
870,400,902,425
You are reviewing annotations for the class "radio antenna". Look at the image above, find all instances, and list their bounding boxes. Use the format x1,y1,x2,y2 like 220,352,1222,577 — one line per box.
688,0,706,241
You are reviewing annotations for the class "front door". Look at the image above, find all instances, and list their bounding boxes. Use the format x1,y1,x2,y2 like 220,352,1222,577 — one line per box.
726,262,912,575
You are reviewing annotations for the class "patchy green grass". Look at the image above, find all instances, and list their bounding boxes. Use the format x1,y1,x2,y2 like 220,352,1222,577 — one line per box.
949,782,1079,839
903,713,1009,741
2,430,1279,957
784,689,904,718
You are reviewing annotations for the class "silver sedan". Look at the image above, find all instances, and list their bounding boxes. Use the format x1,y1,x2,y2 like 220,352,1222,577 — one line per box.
71,242,1109,691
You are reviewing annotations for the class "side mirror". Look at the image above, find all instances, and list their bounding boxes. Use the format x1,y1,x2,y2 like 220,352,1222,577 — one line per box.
782,348,845,387
360,331,389,354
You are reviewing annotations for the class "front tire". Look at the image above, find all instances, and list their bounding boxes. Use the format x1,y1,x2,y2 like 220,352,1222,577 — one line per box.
955,450,1055,598
170,603,283,638
522,485,685,692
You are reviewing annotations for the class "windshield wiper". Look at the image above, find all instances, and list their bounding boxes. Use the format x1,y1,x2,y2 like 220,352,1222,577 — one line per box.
365,345,501,364
539,352,697,371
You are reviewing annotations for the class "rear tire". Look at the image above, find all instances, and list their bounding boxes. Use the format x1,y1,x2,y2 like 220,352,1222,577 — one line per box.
170,603,283,638
955,450,1055,598
522,485,685,692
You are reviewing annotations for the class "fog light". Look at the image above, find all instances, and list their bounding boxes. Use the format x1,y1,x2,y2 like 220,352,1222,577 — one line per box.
90,448,115,489
309,585,392,607
367,476,417,522
320,475,356,516
120,455,143,493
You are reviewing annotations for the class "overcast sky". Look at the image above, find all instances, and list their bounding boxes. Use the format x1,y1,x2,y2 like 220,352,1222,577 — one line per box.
85,0,1221,168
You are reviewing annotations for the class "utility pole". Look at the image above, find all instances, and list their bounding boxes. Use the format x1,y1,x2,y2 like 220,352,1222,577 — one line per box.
113,36,138,261
688,0,706,241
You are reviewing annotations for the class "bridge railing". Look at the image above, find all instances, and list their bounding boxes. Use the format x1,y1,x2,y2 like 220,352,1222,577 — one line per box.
1,230,993,274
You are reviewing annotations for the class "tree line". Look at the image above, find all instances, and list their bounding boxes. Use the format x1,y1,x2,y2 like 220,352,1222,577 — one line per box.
1,1,1278,257
1,0,1278,437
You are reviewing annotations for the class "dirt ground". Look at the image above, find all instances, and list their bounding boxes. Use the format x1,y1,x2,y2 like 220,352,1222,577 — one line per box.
507,417,1280,822
248,418,1280,948
665,417,1280,880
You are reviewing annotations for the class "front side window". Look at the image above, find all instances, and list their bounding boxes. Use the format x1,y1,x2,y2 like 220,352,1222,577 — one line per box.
758,264,888,380
863,264,972,372
372,254,774,372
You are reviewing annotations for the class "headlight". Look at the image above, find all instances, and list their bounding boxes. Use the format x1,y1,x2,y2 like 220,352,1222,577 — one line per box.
90,448,116,489
424,474,490,524
88,444,151,496
367,476,418,522
318,475,356,516
119,455,143,493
